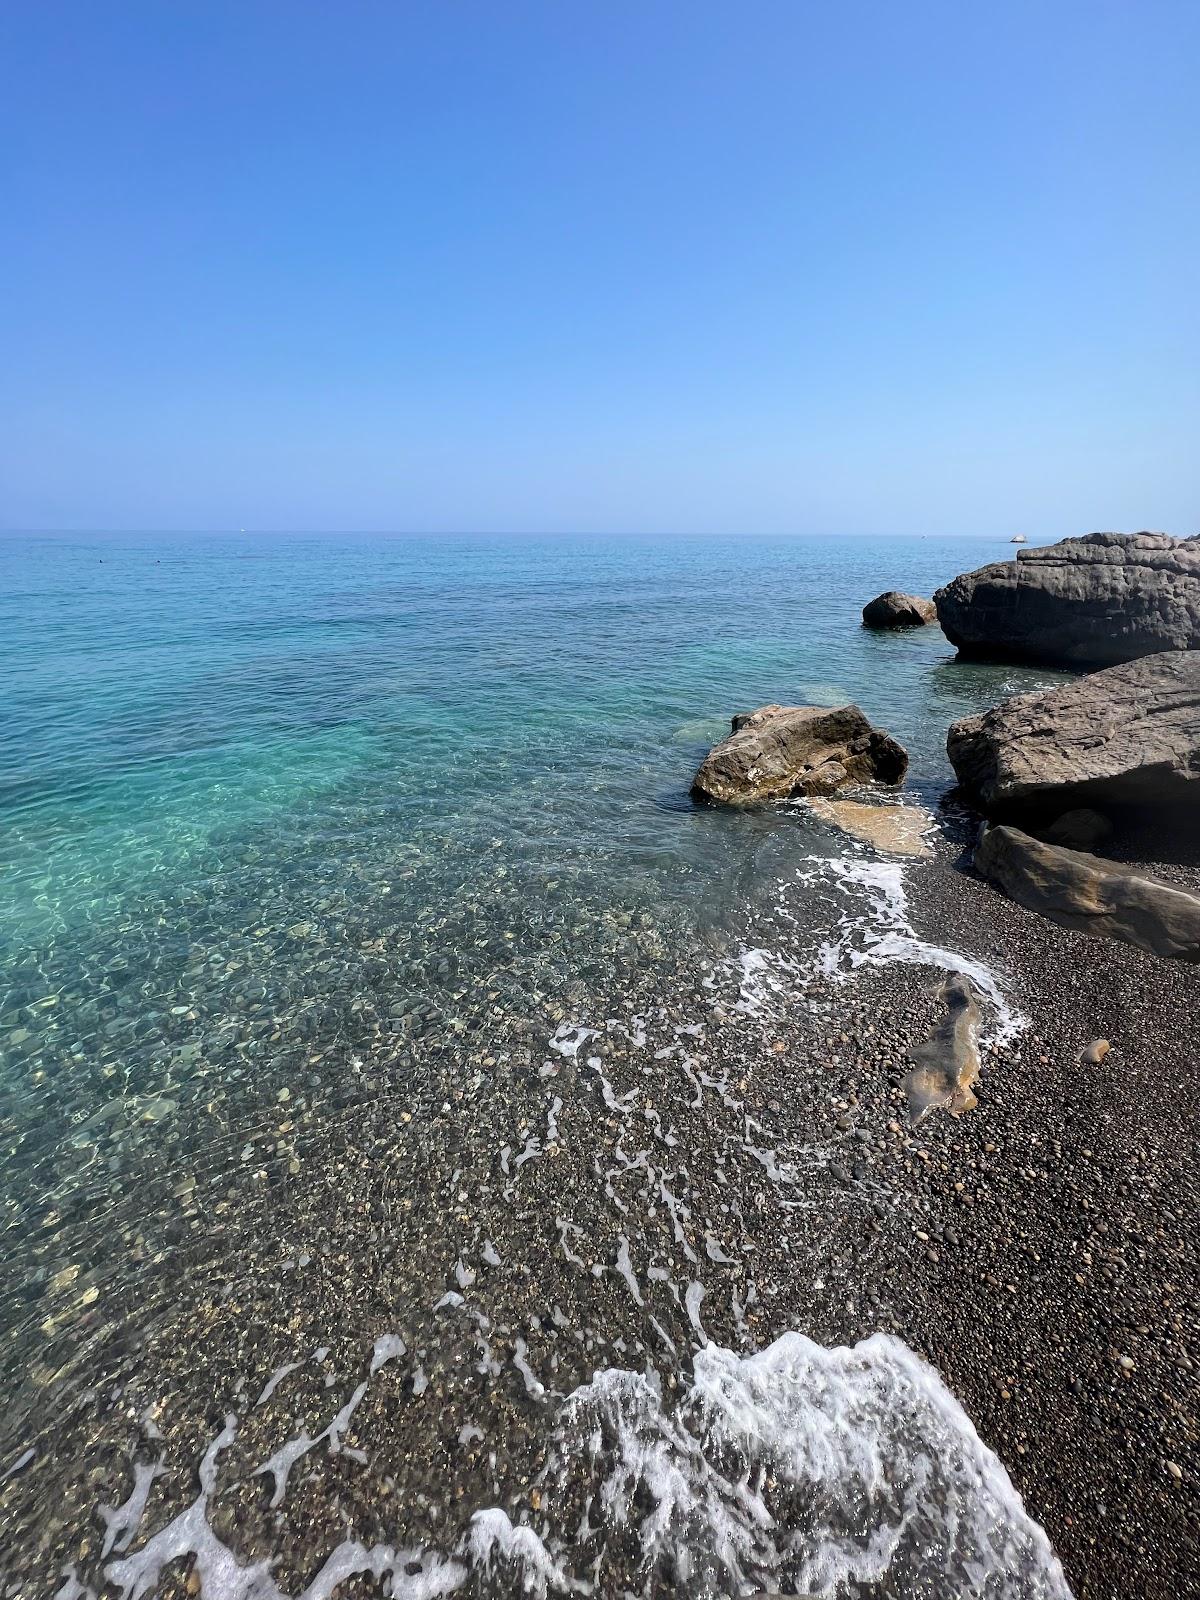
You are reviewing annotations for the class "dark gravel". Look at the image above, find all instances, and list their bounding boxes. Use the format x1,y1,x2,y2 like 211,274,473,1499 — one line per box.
0,825,1195,1600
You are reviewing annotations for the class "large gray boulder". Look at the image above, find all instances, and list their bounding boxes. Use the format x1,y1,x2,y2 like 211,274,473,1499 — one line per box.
692,703,907,806
947,651,1200,822
974,825,1200,962
934,532,1200,666
862,591,937,628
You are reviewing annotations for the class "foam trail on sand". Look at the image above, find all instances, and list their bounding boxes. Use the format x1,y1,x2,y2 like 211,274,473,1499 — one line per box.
99,1331,1070,1600
807,856,1026,1045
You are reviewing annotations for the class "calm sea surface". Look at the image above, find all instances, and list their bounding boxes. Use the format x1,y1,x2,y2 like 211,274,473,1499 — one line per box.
2,531,1051,948
0,532,1072,1598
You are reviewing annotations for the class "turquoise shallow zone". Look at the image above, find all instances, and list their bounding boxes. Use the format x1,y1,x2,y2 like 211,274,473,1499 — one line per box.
0,529,1080,1595
2,530,1059,952
0,529,1067,1303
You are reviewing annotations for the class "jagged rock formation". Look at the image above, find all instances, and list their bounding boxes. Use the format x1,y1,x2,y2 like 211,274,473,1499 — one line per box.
934,532,1200,666
691,704,907,806
946,651,1200,826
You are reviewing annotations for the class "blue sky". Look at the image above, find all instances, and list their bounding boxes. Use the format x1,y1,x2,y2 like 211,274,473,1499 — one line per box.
2,1,1197,535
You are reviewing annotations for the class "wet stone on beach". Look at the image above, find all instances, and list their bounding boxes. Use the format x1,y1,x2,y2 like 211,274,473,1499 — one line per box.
901,973,983,1124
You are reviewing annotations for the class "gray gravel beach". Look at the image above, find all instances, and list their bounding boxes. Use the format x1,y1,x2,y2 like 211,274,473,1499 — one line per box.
1,812,1195,1599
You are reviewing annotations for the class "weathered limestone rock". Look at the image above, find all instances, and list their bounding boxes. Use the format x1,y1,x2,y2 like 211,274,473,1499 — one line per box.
974,825,1200,962
901,974,982,1124
934,532,1200,666
691,704,907,806
862,591,937,629
946,651,1200,824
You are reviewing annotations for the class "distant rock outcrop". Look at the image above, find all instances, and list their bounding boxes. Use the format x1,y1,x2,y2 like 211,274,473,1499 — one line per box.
946,651,1200,825
861,591,937,629
974,825,1200,962
934,532,1200,666
691,704,907,806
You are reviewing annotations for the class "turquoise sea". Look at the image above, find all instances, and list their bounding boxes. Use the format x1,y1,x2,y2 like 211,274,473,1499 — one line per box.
0,531,1072,1599
2,531,1055,945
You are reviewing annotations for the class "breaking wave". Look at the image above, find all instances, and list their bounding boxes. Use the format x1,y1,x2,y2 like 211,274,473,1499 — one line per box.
75,1330,1069,1600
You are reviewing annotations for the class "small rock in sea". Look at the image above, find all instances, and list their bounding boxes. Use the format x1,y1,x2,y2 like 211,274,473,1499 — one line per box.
861,591,937,629
691,704,907,806
808,796,934,859
1080,1038,1112,1066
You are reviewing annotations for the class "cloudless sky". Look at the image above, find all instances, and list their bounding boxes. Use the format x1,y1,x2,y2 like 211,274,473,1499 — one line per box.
2,1,1197,535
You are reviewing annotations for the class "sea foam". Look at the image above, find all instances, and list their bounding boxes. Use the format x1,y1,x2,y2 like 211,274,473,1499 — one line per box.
94,1329,1070,1600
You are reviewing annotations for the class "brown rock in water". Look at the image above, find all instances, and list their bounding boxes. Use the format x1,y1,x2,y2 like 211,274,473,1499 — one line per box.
1080,1038,1112,1066
934,531,1200,666
862,591,937,629
691,704,907,806
946,651,1200,826
902,973,982,1125
974,825,1200,962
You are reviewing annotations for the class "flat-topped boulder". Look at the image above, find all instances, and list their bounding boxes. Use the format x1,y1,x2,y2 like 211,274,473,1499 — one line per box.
975,825,1200,962
947,651,1200,824
934,532,1200,666
692,703,907,806
862,591,937,629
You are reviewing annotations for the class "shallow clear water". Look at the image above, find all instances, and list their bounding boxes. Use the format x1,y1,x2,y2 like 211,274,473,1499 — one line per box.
1,531,1057,945
0,531,1072,1598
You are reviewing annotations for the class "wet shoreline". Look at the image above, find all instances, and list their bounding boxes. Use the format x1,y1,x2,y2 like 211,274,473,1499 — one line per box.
3,805,1195,1598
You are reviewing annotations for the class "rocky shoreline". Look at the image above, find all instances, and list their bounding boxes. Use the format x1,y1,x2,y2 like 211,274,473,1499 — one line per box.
873,846,1199,1600
669,528,1200,1596
3,801,1195,1599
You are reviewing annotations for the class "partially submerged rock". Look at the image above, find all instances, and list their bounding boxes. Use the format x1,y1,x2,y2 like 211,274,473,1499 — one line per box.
974,825,1200,963
934,532,1200,666
946,651,1200,826
862,591,937,629
901,973,981,1124
691,704,907,806
808,797,933,858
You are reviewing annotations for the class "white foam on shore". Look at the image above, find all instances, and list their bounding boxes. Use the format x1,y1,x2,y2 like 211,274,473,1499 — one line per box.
98,1330,1071,1600
806,855,1026,1045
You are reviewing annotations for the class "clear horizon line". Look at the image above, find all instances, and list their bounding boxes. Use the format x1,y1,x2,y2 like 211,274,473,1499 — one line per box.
0,526,1068,540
